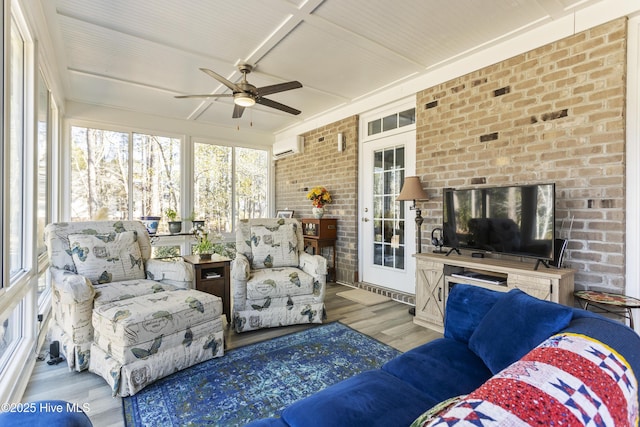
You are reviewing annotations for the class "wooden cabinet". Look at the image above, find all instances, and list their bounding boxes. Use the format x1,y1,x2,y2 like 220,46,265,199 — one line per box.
183,254,231,323
414,259,446,330
301,218,337,281
413,253,575,333
302,218,337,239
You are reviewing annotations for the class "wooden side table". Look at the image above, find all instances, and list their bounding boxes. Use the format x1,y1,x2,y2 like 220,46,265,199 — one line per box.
574,290,640,329
183,254,232,323
301,218,337,282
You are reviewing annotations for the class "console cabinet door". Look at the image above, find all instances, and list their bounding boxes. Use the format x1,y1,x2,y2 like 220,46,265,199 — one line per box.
508,274,553,302
414,260,446,332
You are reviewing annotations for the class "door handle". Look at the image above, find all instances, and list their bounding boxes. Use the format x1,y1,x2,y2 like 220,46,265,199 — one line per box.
361,217,370,222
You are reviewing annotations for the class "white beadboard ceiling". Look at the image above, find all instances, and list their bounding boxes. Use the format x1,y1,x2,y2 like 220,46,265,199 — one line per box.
39,0,604,134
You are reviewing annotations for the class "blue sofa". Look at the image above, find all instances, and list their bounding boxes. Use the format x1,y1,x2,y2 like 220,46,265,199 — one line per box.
247,284,640,427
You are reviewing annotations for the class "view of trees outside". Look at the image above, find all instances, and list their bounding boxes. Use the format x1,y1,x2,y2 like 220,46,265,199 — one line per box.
236,147,268,222
71,128,181,234
131,133,181,229
71,127,268,238
194,144,268,234
71,127,129,221
194,143,232,233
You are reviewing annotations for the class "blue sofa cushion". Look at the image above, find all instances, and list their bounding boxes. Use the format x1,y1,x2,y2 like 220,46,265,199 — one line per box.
444,284,503,344
281,370,435,427
383,337,492,403
0,400,92,426
468,288,573,374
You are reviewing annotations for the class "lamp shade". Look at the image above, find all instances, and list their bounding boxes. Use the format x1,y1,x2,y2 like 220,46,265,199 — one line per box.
397,176,428,201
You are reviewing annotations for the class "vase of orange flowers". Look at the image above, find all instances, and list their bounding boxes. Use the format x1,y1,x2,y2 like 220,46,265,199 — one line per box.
307,186,332,218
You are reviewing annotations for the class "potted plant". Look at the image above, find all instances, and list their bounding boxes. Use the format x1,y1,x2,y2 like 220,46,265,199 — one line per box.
140,215,161,234
165,208,182,234
187,211,205,230
192,226,217,260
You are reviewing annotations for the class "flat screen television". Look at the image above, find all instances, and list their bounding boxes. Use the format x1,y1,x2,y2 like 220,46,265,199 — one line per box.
443,183,555,262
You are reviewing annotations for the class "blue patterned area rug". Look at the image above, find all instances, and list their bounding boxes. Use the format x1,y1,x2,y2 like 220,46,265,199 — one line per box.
122,322,401,426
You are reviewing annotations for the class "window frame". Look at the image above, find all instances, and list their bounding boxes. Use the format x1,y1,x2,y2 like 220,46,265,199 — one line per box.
65,121,272,240
0,0,39,403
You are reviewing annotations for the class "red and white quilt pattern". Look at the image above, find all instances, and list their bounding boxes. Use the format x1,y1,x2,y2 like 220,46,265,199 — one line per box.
427,333,638,426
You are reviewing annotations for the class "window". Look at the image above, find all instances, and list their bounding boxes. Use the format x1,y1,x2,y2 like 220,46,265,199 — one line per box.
70,127,129,220
132,133,180,234
0,4,38,396
8,17,25,278
194,143,232,233
193,143,268,234
36,71,49,259
236,147,268,222
71,128,267,237
367,108,416,137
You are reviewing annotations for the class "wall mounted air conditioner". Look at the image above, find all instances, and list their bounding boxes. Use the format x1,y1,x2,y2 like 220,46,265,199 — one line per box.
273,136,304,159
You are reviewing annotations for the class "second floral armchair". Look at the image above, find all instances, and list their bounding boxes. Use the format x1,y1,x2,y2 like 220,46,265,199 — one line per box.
232,218,327,332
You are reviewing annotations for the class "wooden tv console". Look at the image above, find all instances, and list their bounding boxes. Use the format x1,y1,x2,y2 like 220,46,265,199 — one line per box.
413,252,575,333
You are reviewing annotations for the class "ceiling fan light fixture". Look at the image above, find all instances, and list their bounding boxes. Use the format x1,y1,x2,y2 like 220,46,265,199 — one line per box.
234,94,255,107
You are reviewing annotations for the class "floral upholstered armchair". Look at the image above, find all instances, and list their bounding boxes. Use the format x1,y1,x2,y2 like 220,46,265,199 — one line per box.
45,221,225,396
232,218,327,332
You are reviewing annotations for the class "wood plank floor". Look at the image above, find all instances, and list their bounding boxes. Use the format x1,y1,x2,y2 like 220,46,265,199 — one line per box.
22,283,441,426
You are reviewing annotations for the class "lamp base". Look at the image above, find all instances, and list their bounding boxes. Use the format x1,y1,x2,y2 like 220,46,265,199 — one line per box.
432,249,447,254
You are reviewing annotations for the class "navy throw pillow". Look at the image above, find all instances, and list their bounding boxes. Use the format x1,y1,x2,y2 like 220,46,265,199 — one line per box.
444,284,503,344
468,288,573,374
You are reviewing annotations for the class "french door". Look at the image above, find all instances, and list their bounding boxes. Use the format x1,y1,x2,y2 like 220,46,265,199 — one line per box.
360,131,417,294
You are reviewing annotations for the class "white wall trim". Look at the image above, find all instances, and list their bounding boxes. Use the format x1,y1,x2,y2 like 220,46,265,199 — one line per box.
626,14,640,331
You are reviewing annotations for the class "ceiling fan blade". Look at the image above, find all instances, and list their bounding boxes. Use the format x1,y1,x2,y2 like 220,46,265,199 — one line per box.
232,104,245,118
256,81,302,96
200,68,240,92
174,94,234,99
256,97,301,115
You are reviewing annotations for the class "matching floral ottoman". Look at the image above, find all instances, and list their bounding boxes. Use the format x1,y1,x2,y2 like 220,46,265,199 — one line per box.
89,288,224,397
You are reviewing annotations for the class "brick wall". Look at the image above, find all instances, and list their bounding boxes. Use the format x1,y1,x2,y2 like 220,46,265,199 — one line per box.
275,116,359,284
275,18,628,294
417,18,627,292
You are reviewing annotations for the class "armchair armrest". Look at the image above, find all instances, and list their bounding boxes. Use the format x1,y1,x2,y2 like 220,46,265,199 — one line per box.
49,267,95,303
231,253,251,281
145,258,193,288
231,253,251,314
299,252,328,277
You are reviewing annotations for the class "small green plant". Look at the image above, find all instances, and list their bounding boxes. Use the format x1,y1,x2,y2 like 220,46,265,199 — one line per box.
193,226,217,255
186,211,196,222
194,238,215,255
165,208,179,221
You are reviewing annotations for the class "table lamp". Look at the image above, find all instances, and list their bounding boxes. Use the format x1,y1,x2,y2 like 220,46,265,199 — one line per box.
397,176,429,253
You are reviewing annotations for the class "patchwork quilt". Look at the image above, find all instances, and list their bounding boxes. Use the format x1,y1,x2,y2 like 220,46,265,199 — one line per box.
421,333,638,426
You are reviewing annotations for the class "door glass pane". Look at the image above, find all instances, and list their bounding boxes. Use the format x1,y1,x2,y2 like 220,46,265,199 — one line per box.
371,147,406,269
374,150,383,171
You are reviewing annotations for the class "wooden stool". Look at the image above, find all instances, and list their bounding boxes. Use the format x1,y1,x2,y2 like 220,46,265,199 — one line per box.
574,290,640,329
